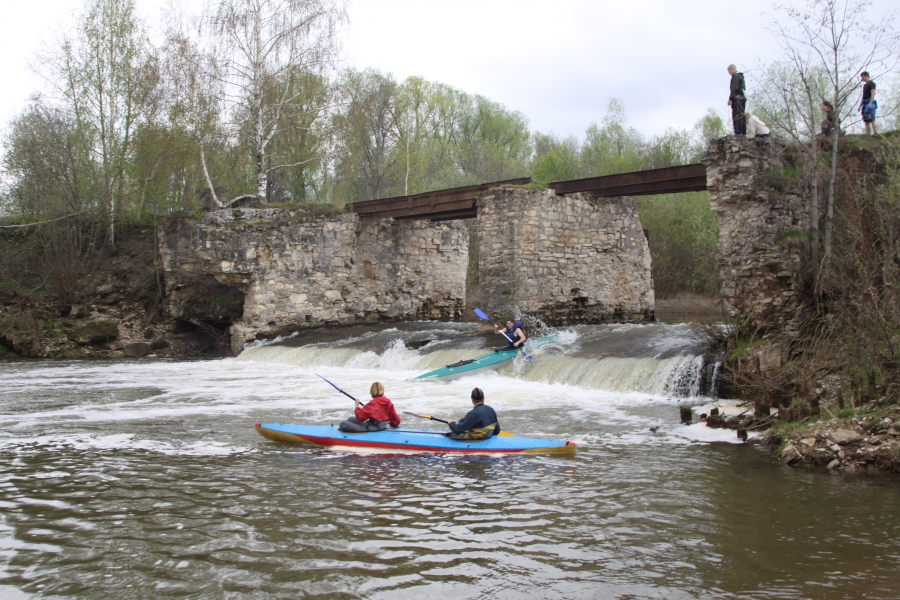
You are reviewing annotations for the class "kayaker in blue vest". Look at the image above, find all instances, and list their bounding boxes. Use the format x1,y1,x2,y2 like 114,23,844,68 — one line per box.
494,319,526,349
447,388,501,440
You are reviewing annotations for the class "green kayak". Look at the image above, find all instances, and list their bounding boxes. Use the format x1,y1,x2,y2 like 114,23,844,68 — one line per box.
410,334,558,382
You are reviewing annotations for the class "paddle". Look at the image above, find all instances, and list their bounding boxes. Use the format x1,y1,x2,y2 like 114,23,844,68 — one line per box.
403,411,513,437
403,411,449,424
316,374,363,405
474,308,533,361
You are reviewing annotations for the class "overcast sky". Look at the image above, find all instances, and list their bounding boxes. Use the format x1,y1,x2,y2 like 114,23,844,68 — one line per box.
0,0,895,141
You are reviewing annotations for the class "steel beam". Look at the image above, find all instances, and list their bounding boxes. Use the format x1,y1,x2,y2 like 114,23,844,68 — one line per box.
348,177,530,220
549,164,707,197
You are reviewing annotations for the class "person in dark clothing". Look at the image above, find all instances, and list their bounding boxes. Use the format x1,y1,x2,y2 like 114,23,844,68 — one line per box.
820,101,840,136
860,71,878,134
447,388,501,440
494,319,526,349
338,381,401,433
727,64,747,135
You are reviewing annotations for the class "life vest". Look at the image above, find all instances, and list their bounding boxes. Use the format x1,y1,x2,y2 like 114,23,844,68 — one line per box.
505,321,524,347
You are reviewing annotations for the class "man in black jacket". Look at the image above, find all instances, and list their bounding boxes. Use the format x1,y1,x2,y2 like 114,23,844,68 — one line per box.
447,388,501,440
727,64,747,135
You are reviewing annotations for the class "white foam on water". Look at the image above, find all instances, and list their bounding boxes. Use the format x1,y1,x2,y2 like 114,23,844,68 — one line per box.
0,323,726,453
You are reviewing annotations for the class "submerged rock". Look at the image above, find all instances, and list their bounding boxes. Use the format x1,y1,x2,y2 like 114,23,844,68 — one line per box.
779,444,803,464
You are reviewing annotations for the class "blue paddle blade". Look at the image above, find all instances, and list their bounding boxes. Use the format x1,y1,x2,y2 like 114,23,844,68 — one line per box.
474,308,489,321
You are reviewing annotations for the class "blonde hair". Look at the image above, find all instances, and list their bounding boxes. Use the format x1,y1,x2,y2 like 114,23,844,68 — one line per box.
370,382,385,397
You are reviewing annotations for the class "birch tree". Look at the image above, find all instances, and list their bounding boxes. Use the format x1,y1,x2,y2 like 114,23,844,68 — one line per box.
165,21,225,208
44,0,158,252
760,0,899,293
210,0,346,203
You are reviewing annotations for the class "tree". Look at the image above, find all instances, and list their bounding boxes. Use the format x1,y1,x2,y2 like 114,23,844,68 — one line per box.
43,0,159,251
2,100,105,305
333,69,400,201
165,19,226,208
581,99,646,176
760,0,899,294
210,0,347,203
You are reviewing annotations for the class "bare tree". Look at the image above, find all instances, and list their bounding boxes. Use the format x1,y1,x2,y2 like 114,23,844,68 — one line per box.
761,0,899,293
40,0,159,252
209,0,346,203
756,61,827,272
165,17,225,208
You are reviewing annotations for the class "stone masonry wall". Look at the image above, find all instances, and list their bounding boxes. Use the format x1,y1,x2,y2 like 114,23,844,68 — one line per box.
701,136,810,327
476,187,654,324
160,208,468,354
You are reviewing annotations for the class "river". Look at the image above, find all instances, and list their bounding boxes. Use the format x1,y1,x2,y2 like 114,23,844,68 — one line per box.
1,322,899,599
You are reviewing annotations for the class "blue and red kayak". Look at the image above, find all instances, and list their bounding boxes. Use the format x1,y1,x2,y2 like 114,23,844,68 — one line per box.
255,423,576,454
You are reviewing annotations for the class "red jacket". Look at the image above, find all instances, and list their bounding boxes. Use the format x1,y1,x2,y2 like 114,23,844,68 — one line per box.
355,396,401,428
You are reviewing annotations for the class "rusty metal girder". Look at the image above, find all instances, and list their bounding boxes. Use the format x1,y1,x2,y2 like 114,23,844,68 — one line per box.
549,164,707,197
348,177,530,220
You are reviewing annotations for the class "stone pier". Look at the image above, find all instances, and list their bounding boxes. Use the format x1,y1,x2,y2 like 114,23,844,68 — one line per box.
701,136,810,328
160,208,468,353
475,187,654,324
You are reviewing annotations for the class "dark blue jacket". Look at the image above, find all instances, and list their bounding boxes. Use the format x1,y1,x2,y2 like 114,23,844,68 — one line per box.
449,403,500,437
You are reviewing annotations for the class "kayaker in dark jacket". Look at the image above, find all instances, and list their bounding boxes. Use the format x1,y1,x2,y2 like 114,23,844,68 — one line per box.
339,382,401,432
447,388,500,440
494,319,526,349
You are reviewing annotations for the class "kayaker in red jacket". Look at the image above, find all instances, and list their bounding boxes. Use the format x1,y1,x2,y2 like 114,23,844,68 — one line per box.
339,382,401,432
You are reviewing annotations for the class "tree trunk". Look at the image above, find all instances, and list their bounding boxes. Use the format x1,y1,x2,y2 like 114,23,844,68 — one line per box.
199,137,220,208
809,140,819,280
822,128,839,283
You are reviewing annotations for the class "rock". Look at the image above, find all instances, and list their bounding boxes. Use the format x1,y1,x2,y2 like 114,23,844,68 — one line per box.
800,437,817,446
0,312,42,356
73,321,119,345
829,429,862,445
150,339,169,351
97,283,116,295
756,343,782,373
70,305,91,319
123,343,150,358
827,458,841,470
779,444,803,464
143,328,155,339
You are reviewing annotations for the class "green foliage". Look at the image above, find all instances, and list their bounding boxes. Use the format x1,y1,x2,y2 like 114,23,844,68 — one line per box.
636,192,720,298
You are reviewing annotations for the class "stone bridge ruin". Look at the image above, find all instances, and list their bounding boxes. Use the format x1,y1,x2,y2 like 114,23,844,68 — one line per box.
160,135,808,354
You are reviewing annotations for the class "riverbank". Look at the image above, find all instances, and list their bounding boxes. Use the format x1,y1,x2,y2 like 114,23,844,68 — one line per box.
0,225,227,359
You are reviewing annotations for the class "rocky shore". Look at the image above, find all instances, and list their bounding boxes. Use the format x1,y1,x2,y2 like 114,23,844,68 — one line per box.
768,406,900,474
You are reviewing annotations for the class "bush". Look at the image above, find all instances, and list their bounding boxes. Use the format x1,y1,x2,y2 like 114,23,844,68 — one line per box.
636,191,720,298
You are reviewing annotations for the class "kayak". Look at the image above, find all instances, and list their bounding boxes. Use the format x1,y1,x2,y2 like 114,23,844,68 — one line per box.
410,334,558,382
255,423,576,454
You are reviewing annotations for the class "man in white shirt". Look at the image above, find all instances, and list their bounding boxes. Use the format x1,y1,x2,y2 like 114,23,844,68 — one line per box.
745,112,770,139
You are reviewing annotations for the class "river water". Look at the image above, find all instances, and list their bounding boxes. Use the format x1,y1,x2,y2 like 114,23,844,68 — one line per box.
1,322,899,599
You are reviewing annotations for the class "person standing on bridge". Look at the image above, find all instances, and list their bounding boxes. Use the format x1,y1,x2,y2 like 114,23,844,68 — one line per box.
727,64,747,135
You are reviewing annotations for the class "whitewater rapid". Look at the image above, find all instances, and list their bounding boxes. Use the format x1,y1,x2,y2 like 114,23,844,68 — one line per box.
0,321,738,456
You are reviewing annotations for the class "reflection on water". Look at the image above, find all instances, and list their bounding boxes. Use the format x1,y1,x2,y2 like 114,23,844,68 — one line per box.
0,322,899,599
